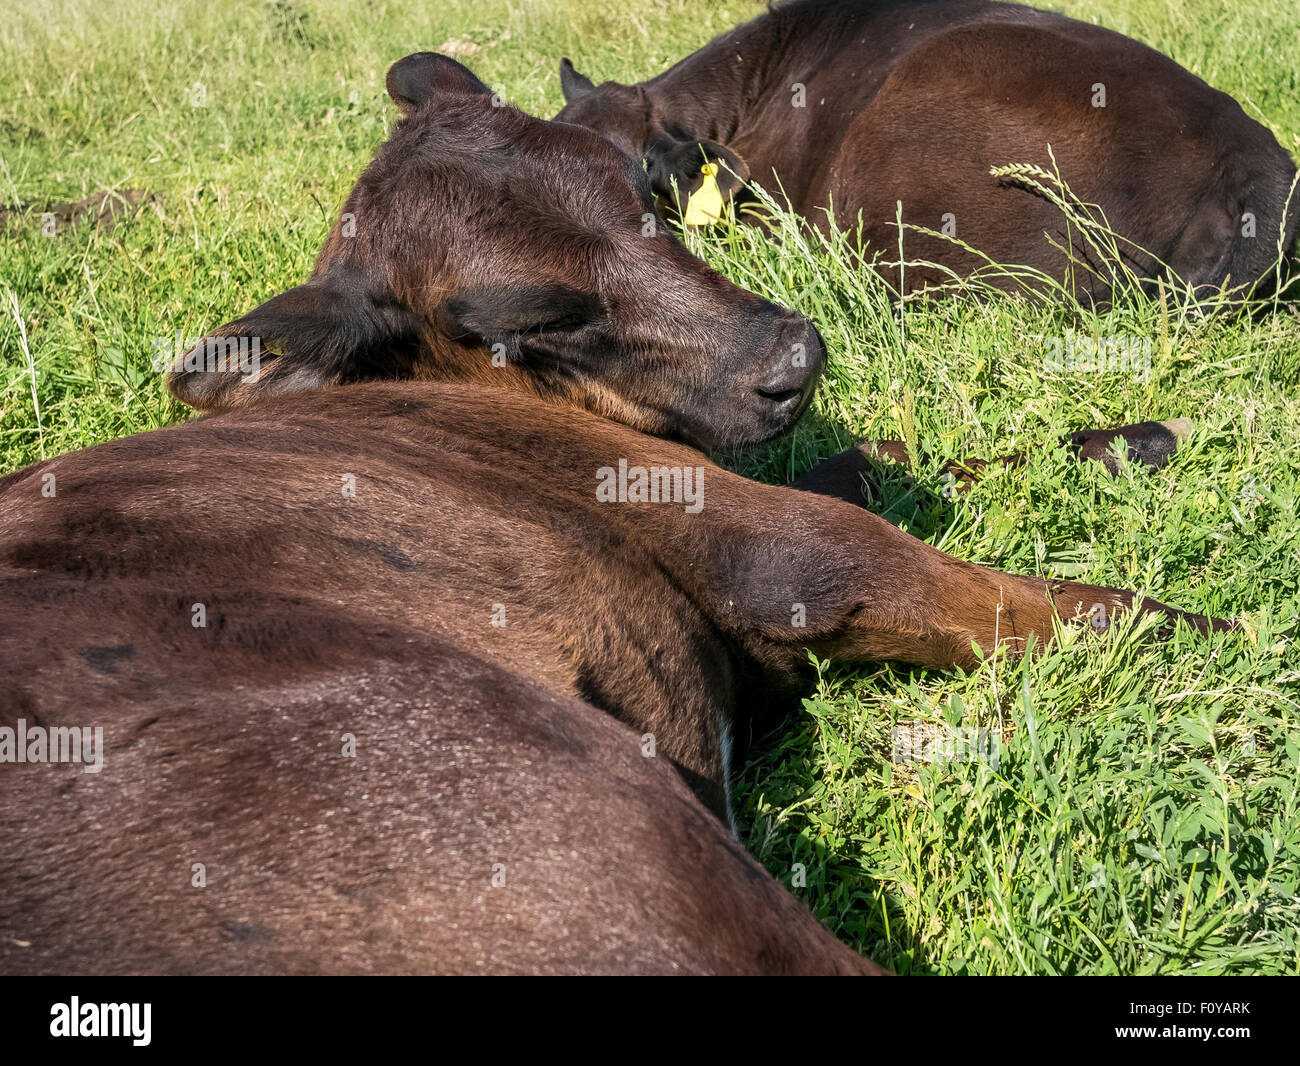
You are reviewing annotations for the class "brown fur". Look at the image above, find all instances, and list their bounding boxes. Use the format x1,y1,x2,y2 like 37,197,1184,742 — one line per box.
167,52,822,449
556,0,1298,302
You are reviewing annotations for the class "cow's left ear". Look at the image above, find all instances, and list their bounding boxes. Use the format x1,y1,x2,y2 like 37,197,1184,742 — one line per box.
559,58,596,102
166,269,419,412
386,52,491,115
646,138,750,212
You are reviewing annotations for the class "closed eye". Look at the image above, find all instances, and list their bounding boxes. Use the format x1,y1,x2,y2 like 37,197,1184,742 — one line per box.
526,313,591,334
440,285,603,342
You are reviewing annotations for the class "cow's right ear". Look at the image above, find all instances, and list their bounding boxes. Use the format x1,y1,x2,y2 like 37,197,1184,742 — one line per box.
559,58,596,102
385,52,491,115
165,271,419,412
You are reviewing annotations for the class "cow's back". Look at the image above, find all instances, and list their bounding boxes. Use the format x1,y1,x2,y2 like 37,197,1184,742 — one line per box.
708,0,1296,296
0,385,882,975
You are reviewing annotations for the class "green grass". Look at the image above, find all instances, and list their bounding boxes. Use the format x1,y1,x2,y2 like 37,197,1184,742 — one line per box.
3,0,1299,975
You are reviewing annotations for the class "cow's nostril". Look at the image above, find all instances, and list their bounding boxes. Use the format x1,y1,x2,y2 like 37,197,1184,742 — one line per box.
756,386,804,405
754,352,819,404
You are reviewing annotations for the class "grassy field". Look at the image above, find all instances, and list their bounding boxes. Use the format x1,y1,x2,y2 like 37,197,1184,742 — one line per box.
2,0,1298,975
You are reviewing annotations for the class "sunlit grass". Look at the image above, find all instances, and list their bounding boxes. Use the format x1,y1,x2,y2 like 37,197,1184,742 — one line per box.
2,0,1298,974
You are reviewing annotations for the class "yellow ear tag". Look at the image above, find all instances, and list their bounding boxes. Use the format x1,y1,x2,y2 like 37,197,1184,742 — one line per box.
683,162,724,227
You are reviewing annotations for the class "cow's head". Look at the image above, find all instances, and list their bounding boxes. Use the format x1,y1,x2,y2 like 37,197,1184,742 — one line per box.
168,53,820,450
554,58,750,226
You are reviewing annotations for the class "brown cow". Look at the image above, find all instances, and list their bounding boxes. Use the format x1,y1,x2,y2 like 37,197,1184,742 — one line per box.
556,0,1298,302
0,54,1228,976
166,51,822,440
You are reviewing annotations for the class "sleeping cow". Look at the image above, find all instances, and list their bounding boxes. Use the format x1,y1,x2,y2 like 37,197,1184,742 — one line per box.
556,0,1298,302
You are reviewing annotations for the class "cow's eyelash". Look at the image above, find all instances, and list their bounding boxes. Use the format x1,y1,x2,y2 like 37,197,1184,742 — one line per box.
526,313,589,333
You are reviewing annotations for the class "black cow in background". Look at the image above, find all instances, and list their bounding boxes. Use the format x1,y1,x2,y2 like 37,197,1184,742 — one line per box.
557,0,1298,303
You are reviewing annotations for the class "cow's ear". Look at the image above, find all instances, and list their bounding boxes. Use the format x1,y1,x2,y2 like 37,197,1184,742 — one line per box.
559,58,596,102
647,138,751,210
166,270,419,412
386,52,491,115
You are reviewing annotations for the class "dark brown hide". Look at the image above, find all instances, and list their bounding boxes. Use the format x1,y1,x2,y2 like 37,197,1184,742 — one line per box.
557,0,1298,302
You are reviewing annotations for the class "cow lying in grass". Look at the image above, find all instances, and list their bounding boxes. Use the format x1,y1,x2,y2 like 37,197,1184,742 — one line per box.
556,0,1298,302
0,54,1229,976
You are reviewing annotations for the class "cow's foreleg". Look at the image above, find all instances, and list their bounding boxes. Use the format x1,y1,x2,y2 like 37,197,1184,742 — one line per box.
689,483,1229,673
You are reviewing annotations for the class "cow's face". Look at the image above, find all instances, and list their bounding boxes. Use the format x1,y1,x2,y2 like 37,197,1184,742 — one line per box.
554,59,750,224
168,54,821,450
